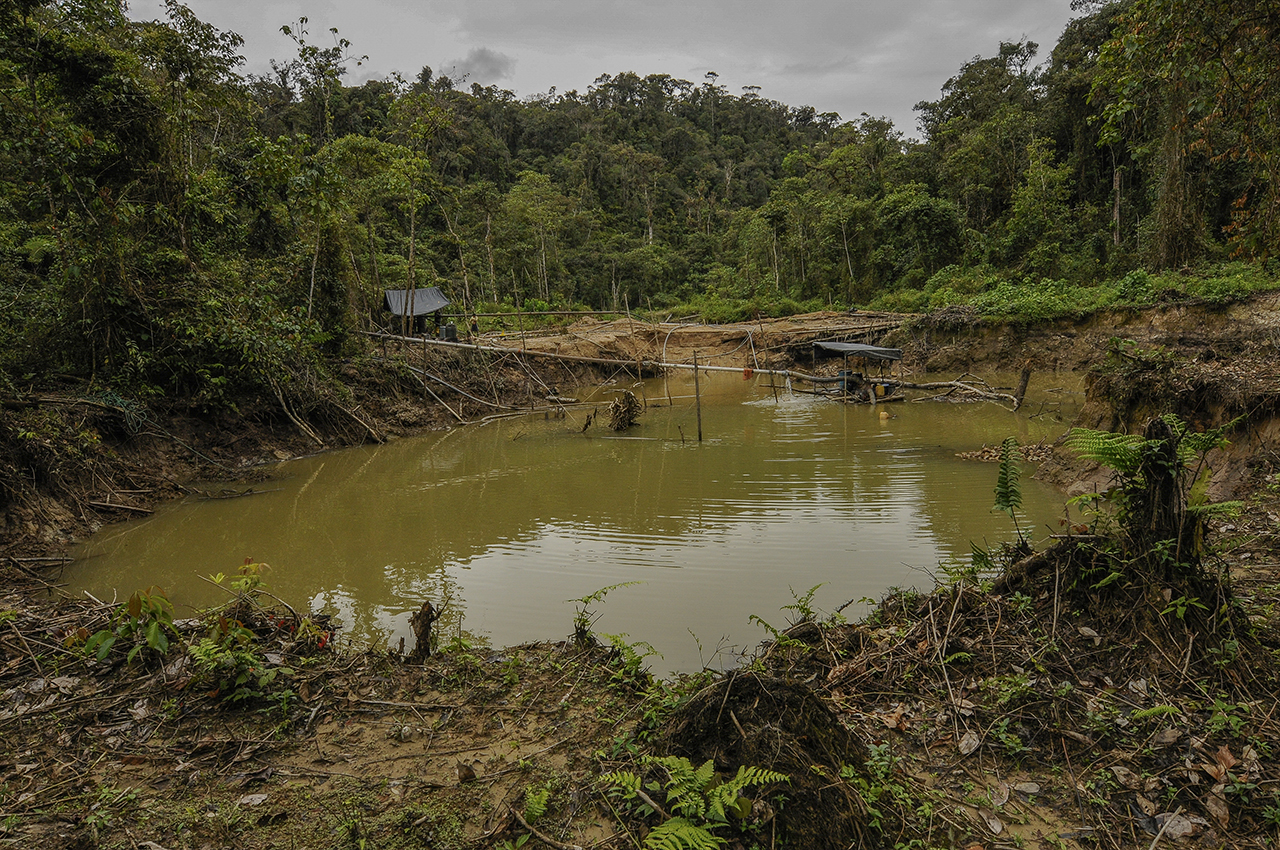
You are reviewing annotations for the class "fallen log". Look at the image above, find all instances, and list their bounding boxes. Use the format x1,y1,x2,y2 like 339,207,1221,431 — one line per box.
87,500,153,515
892,376,1021,408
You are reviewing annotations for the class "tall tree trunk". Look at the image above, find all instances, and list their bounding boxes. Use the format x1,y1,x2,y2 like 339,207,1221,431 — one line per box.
367,219,382,329
485,212,497,303
404,202,417,337
441,204,472,309
307,227,320,319
840,219,855,299
771,228,780,292
1152,91,1200,268
538,231,549,299
1112,149,1122,247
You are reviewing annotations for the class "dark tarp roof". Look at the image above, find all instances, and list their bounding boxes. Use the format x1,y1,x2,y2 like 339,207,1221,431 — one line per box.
813,341,902,361
384,287,450,317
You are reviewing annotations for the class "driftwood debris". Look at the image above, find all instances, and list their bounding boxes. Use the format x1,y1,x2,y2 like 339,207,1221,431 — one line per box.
607,391,642,431
87,500,153,515
193,487,283,501
409,602,442,660
896,373,1022,408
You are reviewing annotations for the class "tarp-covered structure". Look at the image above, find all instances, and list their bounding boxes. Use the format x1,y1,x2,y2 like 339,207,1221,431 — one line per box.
384,287,450,317
812,341,902,361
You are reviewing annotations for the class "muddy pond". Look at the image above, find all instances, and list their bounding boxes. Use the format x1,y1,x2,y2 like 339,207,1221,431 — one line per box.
67,372,1082,674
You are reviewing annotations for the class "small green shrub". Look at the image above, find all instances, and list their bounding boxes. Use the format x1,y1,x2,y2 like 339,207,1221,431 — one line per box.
83,587,177,664
601,755,789,850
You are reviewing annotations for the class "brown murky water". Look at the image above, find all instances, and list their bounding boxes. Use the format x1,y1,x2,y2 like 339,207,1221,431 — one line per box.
66,372,1082,673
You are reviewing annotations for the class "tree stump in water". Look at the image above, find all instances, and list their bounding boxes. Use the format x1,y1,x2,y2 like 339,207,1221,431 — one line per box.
409,602,441,660
608,390,641,431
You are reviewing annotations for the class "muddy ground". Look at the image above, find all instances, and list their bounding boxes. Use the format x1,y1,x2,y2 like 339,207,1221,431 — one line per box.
2,299,1280,849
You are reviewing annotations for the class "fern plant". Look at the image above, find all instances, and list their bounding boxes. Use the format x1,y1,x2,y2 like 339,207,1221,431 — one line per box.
1066,414,1240,583
523,785,550,823
567,581,642,647
1064,428,1154,478
601,755,789,850
992,436,1025,542
598,632,659,688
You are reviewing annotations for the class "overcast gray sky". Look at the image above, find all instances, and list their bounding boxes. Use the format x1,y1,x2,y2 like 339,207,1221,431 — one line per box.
130,0,1077,139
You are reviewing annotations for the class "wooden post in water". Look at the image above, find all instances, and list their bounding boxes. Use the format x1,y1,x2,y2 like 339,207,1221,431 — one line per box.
422,336,429,403
1014,364,1032,410
693,351,703,442
637,354,647,409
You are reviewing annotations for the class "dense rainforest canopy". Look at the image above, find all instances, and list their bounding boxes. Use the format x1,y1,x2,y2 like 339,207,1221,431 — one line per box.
1,0,1277,410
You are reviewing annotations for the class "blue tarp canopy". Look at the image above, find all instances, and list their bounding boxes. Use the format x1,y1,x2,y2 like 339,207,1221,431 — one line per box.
384,287,450,317
813,341,902,361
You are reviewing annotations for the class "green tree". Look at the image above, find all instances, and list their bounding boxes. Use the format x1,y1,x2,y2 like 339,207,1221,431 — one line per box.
1095,0,1280,260
1000,137,1076,277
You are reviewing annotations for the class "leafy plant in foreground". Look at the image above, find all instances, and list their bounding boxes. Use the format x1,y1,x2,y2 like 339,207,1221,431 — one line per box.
599,633,660,688
567,582,642,647
601,755,789,850
82,587,177,664
1066,413,1240,574
780,583,826,625
191,561,295,704
992,436,1025,543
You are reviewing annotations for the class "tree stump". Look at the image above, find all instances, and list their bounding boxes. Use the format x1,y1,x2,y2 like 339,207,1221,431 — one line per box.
409,602,441,660
608,390,641,431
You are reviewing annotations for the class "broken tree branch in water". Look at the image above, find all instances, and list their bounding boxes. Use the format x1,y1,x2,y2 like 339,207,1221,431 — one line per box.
894,373,1021,408
193,487,283,500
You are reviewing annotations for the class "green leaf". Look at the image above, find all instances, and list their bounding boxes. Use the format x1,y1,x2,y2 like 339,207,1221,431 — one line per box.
993,436,1023,514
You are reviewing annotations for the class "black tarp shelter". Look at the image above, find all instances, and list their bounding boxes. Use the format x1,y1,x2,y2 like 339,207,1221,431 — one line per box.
385,287,450,317
384,287,450,333
813,340,903,391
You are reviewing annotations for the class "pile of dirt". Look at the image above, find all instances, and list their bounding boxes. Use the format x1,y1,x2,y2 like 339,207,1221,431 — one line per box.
957,439,1054,463
1036,339,1280,505
657,672,871,849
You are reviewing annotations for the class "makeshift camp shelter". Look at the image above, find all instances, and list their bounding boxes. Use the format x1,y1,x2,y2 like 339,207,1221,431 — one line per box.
812,341,902,362
812,340,904,402
384,287,450,334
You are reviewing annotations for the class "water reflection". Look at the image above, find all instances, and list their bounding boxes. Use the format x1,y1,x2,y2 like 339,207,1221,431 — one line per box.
67,372,1080,673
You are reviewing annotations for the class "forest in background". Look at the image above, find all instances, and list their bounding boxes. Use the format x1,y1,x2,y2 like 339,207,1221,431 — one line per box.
1,0,1278,412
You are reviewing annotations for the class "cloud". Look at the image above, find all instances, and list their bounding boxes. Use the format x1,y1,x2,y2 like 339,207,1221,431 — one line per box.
443,47,516,84
128,0,1077,137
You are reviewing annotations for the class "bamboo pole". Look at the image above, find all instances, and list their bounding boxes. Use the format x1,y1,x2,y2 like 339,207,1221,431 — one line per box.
693,351,703,442
447,310,618,318
363,332,834,381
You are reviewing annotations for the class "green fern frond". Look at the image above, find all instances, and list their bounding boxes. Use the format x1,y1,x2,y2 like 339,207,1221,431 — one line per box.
1187,500,1242,516
1065,428,1153,476
705,765,790,821
1130,704,1180,721
617,756,789,845
993,436,1023,514
725,764,790,791
1167,413,1241,459
524,786,550,824
691,759,717,791
600,770,642,796
640,756,709,820
644,818,725,850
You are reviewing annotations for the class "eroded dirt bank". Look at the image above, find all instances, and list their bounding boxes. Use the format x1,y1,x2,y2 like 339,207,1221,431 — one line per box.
3,298,1280,848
